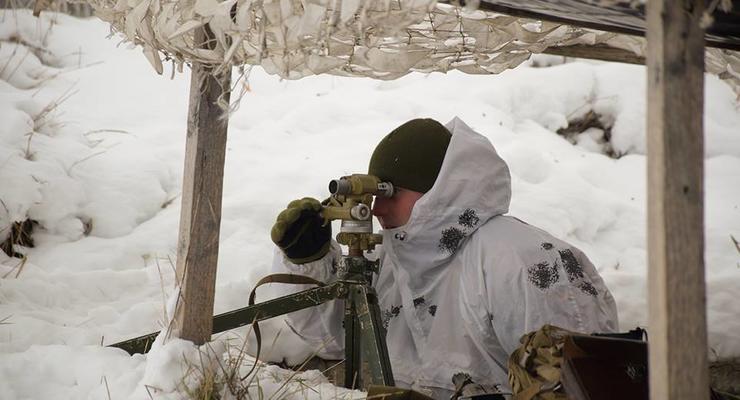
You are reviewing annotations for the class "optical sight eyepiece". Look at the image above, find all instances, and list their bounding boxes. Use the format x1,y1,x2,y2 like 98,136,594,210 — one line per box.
376,182,394,198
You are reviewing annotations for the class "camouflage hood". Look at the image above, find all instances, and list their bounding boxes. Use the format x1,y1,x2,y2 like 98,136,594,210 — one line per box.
380,117,511,293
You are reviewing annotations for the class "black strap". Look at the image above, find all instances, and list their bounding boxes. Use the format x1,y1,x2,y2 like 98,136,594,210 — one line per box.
240,273,326,381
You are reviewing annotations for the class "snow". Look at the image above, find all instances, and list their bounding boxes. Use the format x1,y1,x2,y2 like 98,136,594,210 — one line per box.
1,9,739,400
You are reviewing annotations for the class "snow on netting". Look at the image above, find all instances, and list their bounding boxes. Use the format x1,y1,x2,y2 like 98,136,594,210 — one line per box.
83,0,739,95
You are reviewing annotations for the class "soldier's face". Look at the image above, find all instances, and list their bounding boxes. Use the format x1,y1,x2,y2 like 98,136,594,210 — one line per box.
372,187,424,229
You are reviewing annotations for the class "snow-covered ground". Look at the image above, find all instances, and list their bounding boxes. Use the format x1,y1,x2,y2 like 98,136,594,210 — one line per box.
0,9,738,400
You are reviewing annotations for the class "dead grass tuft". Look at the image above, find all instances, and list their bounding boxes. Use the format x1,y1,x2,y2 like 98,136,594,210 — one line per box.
172,332,349,400
556,110,624,159
0,219,35,259
711,357,740,398
176,338,251,400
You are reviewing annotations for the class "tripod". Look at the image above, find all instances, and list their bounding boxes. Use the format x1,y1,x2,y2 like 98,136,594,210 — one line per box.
111,175,396,389
237,240,394,388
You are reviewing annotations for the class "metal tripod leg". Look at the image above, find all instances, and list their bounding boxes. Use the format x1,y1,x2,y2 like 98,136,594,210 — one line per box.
343,283,395,388
344,294,361,389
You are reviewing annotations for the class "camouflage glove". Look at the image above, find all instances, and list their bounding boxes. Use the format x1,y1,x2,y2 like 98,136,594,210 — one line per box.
271,197,331,264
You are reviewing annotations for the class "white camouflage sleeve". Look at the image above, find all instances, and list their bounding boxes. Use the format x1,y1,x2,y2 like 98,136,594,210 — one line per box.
266,242,345,359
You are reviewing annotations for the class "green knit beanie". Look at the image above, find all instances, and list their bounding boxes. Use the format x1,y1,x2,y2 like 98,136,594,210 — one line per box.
368,118,451,193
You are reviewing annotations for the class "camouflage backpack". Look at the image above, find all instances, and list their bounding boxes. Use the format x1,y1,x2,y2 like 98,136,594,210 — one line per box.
507,325,572,400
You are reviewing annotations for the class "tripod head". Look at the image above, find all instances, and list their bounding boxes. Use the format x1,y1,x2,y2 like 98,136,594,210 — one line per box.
321,174,393,257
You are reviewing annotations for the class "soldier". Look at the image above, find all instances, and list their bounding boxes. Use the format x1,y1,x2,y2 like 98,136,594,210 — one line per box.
270,117,618,398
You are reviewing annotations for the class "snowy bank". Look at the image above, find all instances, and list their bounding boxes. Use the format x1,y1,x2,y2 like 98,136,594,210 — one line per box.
1,9,739,400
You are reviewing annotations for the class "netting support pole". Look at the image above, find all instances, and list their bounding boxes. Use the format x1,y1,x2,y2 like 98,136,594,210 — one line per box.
171,26,231,345
646,1,709,399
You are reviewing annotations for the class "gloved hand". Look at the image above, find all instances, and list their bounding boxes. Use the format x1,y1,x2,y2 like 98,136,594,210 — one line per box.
271,197,331,264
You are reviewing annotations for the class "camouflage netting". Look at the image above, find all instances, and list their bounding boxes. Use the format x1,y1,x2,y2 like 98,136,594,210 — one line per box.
706,48,740,97
85,0,740,96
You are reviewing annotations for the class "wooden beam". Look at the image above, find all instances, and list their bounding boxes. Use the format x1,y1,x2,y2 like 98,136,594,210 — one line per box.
170,26,231,345
474,1,645,38
541,44,645,65
646,1,709,400
470,0,740,52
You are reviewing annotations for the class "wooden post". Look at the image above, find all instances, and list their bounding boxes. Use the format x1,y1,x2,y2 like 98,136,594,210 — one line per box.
171,26,231,345
646,1,709,400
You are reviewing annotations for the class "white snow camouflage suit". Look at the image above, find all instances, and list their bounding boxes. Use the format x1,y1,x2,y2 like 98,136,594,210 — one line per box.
270,117,619,398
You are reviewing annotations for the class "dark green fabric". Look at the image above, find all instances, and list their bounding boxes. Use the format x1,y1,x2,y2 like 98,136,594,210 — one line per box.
271,198,331,264
368,118,451,193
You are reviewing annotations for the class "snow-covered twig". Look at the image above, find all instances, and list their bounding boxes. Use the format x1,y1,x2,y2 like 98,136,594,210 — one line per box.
65,149,109,174
2,256,28,278
31,85,77,130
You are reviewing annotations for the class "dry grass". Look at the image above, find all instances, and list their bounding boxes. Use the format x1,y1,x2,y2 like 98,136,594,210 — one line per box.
175,337,255,400
0,192,34,270
169,330,353,400
0,219,35,260
556,109,624,159
0,9,61,89
0,42,33,83
180,346,225,400
711,357,740,398
2,256,28,279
